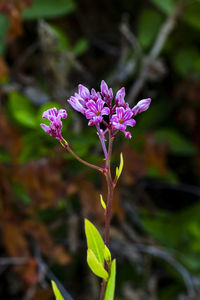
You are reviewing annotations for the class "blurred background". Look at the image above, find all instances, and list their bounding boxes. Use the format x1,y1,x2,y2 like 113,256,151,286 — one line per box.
0,0,200,299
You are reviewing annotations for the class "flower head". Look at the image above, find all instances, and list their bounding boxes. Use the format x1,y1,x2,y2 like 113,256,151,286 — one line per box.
40,107,67,141
68,93,86,114
132,98,151,117
115,87,129,108
111,107,136,138
100,80,113,106
67,81,151,139
78,84,91,101
85,99,110,126
91,88,101,101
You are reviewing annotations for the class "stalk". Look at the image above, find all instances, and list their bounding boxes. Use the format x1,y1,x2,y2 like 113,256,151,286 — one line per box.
61,138,104,173
99,132,114,300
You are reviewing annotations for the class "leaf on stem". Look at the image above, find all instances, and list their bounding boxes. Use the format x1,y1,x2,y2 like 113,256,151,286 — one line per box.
104,259,116,300
84,219,104,266
51,281,64,300
116,153,124,179
87,249,108,280
100,194,106,210
104,245,111,263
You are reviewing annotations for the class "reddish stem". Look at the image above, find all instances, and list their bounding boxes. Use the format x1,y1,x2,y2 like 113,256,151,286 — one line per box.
61,138,104,173
99,132,114,300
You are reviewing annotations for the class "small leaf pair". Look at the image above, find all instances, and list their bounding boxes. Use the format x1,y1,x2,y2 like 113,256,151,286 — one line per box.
85,219,116,300
115,153,124,181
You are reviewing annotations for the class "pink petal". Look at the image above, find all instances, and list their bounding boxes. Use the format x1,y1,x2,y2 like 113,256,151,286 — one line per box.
78,84,90,99
102,107,110,115
123,109,133,121
124,119,136,127
86,100,97,113
132,98,151,116
96,99,104,112
116,107,124,119
124,131,132,138
100,80,108,95
85,110,95,119
40,123,50,133
58,109,67,119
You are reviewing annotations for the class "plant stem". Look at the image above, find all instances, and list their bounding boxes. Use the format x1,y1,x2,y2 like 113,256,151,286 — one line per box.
61,138,104,173
99,132,114,300
105,131,114,247
105,174,114,247
96,124,108,160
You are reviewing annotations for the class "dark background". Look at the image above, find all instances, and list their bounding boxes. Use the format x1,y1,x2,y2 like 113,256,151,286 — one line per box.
0,0,200,299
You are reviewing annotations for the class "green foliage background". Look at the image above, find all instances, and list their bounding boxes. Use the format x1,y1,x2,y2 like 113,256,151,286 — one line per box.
0,0,200,299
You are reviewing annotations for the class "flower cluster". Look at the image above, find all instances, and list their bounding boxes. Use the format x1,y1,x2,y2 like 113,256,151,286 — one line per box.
40,108,67,141
41,80,151,140
67,80,151,138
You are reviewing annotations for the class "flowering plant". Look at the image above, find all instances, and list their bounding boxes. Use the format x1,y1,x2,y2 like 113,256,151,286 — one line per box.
41,81,151,300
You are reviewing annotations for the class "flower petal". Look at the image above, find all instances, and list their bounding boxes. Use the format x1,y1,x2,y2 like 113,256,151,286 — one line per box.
86,100,97,113
132,98,151,116
78,84,90,100
40,123,50,133
68,96,85,114
102,107,110,115
115,87,125,106
124,119,136,127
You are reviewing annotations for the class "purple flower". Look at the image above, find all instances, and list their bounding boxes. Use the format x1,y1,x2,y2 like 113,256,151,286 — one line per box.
111,107,136,138
100,80,113,106
40,107,67,141
78,84,91,101
68,84,102,116
115,87,129,108
132,98,151,117
85,99,110,126
68,93,86,114
91,88,101,101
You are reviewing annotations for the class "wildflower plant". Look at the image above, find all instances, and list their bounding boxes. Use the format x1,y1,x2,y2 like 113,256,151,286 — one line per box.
41,80,151,300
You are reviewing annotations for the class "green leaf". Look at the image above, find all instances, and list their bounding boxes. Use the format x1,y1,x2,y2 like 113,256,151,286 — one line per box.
104,259,116,300
51,281,64,300
8,92,37,128
184,2,200,30
155,129,197,155
84,219,105,266
49,25,71,52
87,249,108,280
0,15,9,55
13,184,31,205
116,153,124,179
138,9,163,49
73,39,88,56
172,47,200,76
104,245,111,263
23,0,75,19
150,0,176,14
100,194,106,210
0,148,12,163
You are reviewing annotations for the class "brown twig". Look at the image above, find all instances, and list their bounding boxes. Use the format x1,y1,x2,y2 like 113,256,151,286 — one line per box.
127,1,184,105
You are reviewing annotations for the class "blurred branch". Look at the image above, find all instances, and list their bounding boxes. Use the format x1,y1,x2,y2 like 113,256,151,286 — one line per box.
0,257,28,265
32,238,75,300
115,221,197,299
0,257,28,275
136,244,196,299
140,180,200,197
127,1,184,105
40,260,75,300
